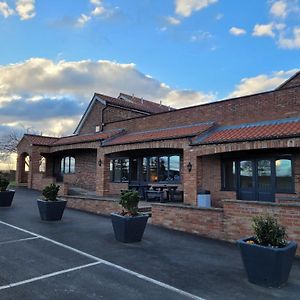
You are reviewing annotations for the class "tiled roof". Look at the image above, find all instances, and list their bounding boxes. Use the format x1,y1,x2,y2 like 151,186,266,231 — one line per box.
102,122,214,146
24,134,59,146
95,93,172,114
192,117,300,145
52,129,124,146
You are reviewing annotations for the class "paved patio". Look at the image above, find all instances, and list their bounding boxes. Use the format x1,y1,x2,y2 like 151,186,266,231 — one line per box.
0,188,299,300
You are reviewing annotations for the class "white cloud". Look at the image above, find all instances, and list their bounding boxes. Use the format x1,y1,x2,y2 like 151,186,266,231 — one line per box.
175,0,218,17
0,2,14,18
76,0,113,27
77,14,91,27
270,0,287,18
278,26,300,49
16,0,35,20
190,30,212,42
215,13,223,20
252,23,275,37
229,69,298,98
229,27,246,36
166,16,181,25
91,6,105,16
0,58,216,138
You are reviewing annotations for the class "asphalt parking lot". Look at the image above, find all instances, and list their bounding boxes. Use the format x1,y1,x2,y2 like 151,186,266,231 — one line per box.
0,188,299,300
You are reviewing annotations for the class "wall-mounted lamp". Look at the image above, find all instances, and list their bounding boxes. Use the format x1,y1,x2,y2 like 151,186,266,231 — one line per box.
187,162,192,172
98,159,102,167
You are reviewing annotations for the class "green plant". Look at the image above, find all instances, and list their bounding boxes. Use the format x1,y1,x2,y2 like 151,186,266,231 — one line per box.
0,176,9,192
119,190,139,216
42,183,60,201
252,215,287,247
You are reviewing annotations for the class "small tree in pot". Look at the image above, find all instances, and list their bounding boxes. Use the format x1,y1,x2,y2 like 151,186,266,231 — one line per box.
237,215,297,287
37,183,67,221
0,175,15,207
111,190,149,243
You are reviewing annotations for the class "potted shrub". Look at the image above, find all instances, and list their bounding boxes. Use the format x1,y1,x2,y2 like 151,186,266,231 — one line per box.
37,183,67,221
111,190,149,243
0,175,15,207
237,215,297,287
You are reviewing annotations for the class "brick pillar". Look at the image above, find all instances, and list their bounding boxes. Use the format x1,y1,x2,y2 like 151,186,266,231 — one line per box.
182,148,198,205
16,154,24,185
28,148,41,189
96,149,110,196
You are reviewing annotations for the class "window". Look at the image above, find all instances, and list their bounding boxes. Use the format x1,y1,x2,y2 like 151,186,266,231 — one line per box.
275,159,293,193
39,156,46,173
61,156,75,174
222,160,236,190
146,155,181,183
110,158,129,182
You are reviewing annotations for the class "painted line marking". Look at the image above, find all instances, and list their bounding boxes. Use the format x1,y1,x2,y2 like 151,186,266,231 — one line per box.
0,262,102,291
0,236,39,246
0,220,205,300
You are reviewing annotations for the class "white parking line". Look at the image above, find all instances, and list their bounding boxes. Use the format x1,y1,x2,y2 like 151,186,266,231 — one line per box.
0,236,39,246
0,262,102,291
0,220,205,300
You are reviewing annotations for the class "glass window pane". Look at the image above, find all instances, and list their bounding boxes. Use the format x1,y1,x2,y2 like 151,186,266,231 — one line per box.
142,158,148,182
258,160,272,191
39,157,46,173
169,155,180,181
130,158,138,181
222,160,236,190
158,156,168,181
69,157,75,173
240,160,253,189
114,159,122,182
64,157,70,174
276,159,293,192
149,157,158,183
110,160,114,181
60,158,65,173
121,159,129,182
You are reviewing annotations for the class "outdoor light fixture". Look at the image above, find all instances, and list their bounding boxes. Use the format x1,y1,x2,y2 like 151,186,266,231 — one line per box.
187,162,192,172
98,159,102,167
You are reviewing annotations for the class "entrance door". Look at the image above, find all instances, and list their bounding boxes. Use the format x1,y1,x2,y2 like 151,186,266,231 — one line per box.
238,159,274,202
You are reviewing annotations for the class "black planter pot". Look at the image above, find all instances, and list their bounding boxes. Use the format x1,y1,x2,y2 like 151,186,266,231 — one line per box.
37,199,67,221
111,213,149,243
237,237,297,287
0,190,15,207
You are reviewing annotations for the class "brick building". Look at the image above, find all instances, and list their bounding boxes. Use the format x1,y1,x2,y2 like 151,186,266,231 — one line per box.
16,71,300,251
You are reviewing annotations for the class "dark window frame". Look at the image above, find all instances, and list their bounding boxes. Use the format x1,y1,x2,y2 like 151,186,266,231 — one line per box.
221,154,295,194
110,158,130,183
61,156,75,174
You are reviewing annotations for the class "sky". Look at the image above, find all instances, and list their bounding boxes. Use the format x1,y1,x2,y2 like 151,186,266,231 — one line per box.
0,0,299,167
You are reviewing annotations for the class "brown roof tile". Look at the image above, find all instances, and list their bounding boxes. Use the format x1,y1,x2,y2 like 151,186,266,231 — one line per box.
95,93,172,114
193,117,300,145
53,129,124,146
103,122,214,146
24,134,59,146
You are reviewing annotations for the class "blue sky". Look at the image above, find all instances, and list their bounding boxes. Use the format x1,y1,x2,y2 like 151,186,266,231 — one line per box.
0,0,299,145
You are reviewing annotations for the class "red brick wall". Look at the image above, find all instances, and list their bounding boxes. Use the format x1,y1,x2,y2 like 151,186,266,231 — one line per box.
104,86,300,133
152,200,300,255
79,101,104,135
103,105,146,123
62,150,97,191
65,195,121,215
152,204,224,239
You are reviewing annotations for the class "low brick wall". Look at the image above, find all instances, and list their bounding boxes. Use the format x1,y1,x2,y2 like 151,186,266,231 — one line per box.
152,200,300,255
152,204,224,240
65,195,121,216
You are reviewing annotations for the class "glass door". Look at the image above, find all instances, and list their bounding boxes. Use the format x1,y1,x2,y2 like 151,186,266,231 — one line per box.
237,159,275,202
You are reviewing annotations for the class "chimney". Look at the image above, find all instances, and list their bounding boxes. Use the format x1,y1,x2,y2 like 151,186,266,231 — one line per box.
159,100,162,106
141,97,144,104
131,93,134,100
